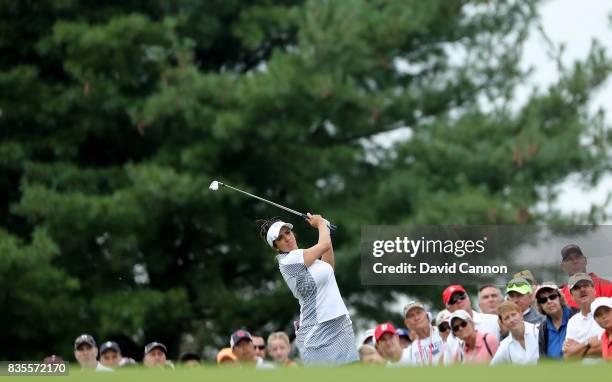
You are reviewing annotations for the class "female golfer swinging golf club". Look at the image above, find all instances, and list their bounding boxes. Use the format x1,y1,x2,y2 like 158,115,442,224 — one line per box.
259,214,358,365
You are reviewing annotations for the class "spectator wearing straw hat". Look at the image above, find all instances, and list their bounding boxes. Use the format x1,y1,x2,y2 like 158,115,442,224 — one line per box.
591,297,612,360
563,273,603,360
558,244,612,309
450,310,499,365
491,301,539,365
535,283,578,359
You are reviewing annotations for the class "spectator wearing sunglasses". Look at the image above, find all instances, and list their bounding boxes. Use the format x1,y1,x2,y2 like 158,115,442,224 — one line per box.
478,284,503,315
435,310,451,342
591,297,612,360
558,244,612,309
563,273,603,361
252,336,267,360
441,285,500,365
403,301,445,366
450,310,499,364
535,283,578,359
491,301,539,365
506,277,546,326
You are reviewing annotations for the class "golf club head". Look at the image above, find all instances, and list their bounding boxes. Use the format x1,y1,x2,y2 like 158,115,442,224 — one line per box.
209,181,220,191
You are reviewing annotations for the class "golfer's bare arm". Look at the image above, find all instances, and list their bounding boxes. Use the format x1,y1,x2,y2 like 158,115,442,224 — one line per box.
303,217,332,268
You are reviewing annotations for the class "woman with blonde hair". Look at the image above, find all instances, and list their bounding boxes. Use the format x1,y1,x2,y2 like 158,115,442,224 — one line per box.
267,332,297,366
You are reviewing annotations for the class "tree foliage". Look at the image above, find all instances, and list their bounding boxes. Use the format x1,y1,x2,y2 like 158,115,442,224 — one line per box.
1,0,611,360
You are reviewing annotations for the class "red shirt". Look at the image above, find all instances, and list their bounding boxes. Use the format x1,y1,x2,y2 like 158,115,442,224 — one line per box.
602,331,612,360
560,273,612,309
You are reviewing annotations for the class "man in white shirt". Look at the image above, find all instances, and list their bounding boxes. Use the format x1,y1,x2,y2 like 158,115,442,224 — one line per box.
491,301,539,365
403,301,444,366
374,323,411,366
563,273,603,360
441,285,500,364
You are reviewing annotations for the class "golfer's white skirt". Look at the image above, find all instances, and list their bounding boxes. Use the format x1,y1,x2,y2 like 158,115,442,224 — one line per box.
296,314,359,365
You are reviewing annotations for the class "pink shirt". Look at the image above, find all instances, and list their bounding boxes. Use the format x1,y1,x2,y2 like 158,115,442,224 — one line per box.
462,330,499,364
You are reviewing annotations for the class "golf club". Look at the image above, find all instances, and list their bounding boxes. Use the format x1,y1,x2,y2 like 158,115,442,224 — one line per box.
209,180,337,230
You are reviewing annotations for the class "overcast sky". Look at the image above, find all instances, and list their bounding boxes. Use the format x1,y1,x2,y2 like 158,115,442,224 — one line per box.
524,0,612,222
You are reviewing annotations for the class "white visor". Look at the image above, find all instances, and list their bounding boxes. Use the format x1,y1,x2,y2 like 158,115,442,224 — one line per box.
266,221,293,248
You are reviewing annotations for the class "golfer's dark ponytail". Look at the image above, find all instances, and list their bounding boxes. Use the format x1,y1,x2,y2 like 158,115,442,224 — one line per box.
257,217,281,241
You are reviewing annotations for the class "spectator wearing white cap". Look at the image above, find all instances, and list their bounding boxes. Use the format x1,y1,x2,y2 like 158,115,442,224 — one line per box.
441,285,500,365
478,284,503,315
258,216,358,365
403,301,444,366
73,334,112,372
505,277,545,325
359,328,376,347
534,283,578,359
435,310,451,342
450,310,499,365
491,301,539,365
591,297,612,360
373,323,411,366
563,273,603,360
99,341,121,369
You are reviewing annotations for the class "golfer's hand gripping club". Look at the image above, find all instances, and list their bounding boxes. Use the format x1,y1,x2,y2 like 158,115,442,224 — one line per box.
304,213,337,231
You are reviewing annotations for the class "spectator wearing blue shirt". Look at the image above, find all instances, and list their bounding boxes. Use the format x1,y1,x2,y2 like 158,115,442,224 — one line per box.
536,283,577,358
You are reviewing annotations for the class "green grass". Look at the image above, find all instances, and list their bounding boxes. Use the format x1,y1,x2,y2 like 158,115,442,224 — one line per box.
7,362,612,382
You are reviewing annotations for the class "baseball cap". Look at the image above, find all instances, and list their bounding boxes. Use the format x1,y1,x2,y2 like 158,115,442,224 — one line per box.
230,330,253,348
100,341,121,355
266,221,294,248
442,285,467,305
513,270,537,285
403,301,426,317
561,244,584,260
435,309,451,326
505,277,532,295
591,297,612,315
74,334,96,350
144,342,167,355
568,272,594,290
360,328,375,345
374,323,396,341
449,309,473,325
396,328,410,339
534,282,559,297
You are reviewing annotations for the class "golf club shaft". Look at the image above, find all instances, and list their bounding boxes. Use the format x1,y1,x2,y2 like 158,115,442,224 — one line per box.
219,182,337,230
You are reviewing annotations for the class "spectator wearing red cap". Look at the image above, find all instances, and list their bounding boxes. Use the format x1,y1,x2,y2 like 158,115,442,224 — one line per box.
403,301,444,366
558,244,612,309
563,273,603,361
374,323,410,366
591,297,612,360
441,285,500,365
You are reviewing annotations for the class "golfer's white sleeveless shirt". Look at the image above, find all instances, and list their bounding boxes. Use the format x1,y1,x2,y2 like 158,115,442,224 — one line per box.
277,249,349,325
